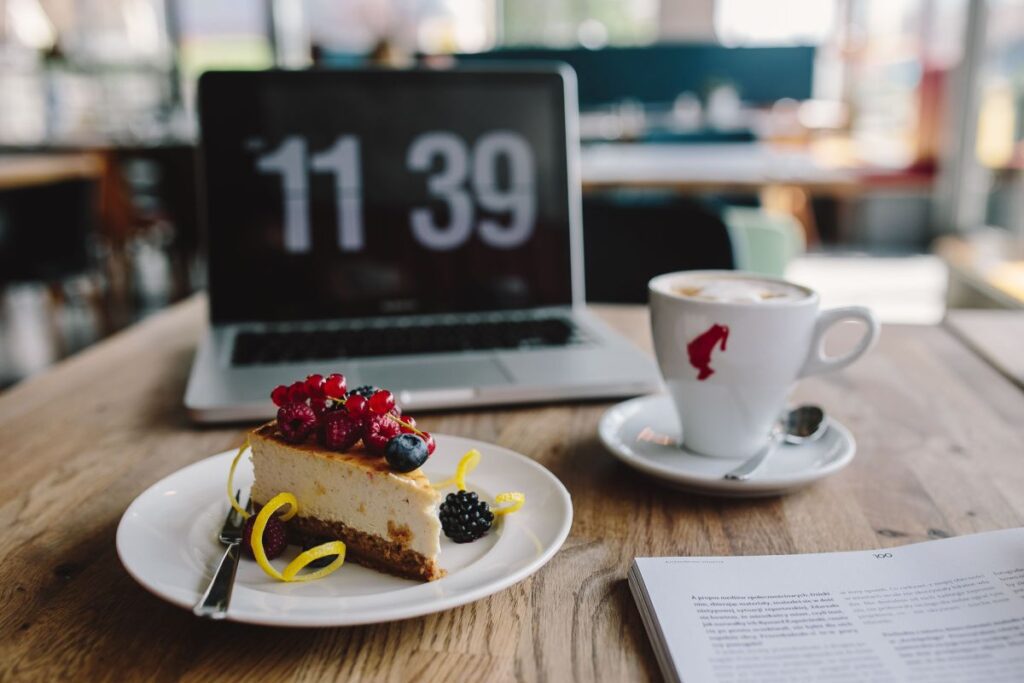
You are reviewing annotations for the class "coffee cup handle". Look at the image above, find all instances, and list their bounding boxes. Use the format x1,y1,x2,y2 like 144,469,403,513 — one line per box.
799,306,880,377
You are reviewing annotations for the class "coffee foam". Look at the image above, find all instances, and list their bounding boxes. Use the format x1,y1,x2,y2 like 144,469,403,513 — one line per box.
671,276,808,304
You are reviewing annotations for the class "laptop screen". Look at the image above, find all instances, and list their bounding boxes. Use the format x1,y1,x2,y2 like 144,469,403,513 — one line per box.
199,68,576,323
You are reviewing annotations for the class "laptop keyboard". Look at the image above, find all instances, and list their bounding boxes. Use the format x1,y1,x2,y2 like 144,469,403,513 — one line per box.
231,315,579,366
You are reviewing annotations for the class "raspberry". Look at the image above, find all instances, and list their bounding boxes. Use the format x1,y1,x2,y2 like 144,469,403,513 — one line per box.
368,389,395,415
439,490,493,543
345,394,368,419
323,373,347,398
363,413,401,454
287,381,309,404
270,384,290,407
277,402,317,442
320,409,364,451
242,514,288,559
309,397,330,416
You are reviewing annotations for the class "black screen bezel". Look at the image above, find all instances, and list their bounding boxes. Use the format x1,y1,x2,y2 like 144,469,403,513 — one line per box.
197,66,579,324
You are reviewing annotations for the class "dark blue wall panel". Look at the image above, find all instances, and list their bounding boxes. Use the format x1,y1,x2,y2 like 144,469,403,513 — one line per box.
455,44,815,107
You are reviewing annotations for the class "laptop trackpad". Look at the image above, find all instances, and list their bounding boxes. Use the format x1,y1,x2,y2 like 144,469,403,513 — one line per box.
357,356,511,393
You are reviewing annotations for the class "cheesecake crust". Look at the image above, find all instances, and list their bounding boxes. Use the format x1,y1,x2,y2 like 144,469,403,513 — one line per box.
253,503,446,581
286,512,446,582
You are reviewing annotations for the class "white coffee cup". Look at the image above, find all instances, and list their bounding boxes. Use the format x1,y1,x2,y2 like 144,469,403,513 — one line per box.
648,270,879,459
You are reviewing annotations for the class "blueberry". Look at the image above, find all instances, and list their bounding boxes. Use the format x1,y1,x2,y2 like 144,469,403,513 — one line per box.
385,433,429,473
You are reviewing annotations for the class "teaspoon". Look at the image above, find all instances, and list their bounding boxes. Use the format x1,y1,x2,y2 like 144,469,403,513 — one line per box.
723,405,827,481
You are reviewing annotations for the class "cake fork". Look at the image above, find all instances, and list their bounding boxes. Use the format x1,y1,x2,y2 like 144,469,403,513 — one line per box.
193,491,247,619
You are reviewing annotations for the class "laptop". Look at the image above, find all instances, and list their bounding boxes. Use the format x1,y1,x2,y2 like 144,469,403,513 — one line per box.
185,67,660,422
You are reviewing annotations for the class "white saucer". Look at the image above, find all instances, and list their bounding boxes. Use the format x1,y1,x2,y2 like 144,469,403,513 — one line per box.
598,394,856,497
116,434,572,627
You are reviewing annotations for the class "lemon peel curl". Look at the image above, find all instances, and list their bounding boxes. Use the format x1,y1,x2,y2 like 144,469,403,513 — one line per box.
432,448,481,490
227,440,251,519
251,492,345,582
492,491,526,516
433,448,525,517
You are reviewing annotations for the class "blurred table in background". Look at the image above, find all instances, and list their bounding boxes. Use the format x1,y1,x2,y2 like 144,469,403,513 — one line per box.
580,142,855,193
580,142,934,247
580,142,933,193
944,310,1024,390
0,145,198,385
0,153,103,191
937,233,1024,310
0,153,109,384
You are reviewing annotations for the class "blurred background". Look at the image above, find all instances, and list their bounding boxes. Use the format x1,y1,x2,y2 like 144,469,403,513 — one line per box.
0,0,1022,387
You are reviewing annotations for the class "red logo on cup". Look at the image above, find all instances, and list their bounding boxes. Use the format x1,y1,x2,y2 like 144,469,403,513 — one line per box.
687,324,729,381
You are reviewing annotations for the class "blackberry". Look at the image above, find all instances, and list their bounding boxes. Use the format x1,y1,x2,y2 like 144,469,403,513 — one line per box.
348,385,381,399
302,538,340,568
439,490,494,543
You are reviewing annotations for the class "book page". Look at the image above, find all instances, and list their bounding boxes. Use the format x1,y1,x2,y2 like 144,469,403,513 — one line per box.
632,528,1024,683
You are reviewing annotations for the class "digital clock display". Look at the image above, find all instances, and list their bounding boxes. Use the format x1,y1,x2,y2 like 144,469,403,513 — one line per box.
199,69,575,322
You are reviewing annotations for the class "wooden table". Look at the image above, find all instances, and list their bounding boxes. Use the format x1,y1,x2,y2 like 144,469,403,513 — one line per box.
3,296,1024,681
579,142,933,246
579,142,933,195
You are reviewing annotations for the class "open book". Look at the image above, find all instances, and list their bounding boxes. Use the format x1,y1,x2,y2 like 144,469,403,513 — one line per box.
629,528,1024,683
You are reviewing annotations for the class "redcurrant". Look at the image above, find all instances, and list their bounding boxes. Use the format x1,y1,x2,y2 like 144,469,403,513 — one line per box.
324,373,347,398
270,384,289,407
422,431,436,455
288,381,308,404
345,393,368,418
368,389,395,415
305,374,325,398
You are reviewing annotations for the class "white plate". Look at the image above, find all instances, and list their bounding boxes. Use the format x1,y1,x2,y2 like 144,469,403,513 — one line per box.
599,394,856,497
116,434,572,627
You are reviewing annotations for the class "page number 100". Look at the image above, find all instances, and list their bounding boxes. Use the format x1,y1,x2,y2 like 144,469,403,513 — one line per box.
254,131,536,253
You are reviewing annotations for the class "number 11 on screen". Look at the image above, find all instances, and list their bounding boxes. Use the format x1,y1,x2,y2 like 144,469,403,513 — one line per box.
254,132,536,254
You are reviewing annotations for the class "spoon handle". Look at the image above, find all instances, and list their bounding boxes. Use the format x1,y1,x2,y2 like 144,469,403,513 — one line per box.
723,429,783,481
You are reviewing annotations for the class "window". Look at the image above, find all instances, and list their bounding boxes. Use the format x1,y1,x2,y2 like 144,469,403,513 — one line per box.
714,0,837,45
501,0,659,48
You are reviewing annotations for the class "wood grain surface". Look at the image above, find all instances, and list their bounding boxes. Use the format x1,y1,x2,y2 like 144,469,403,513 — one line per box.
2,296,1024,682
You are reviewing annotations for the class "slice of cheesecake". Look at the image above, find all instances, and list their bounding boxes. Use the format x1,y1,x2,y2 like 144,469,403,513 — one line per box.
249,422,445,581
